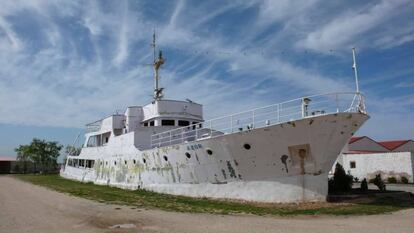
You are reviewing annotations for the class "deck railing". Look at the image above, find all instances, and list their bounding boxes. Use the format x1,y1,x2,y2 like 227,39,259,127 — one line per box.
150,92,366,148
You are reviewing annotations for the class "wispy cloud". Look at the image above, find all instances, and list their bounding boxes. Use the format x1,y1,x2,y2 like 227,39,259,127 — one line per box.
297,0,414,51
0,0,413,143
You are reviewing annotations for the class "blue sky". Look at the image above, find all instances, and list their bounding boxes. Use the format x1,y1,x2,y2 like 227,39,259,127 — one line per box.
1,0,414,156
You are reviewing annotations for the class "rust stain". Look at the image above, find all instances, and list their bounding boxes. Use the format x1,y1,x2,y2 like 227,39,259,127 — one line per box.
280,155,289,173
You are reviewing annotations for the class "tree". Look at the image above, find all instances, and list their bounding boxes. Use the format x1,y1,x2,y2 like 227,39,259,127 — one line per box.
360,178,368,192
372,174,386,191
15,145,32,173
15,138,63,174
328,163,354,193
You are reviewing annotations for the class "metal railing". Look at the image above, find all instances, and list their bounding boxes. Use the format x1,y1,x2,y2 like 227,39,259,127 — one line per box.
149,92,365,148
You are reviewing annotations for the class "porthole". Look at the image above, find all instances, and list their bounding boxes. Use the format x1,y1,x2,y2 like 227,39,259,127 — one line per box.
114,161,117,165
185,152,191,159
124,160,127,165
133,159,136,164
143,158,146,164
105,161,108,165
243,143,251,150
163,156,168,161
206,149,213,155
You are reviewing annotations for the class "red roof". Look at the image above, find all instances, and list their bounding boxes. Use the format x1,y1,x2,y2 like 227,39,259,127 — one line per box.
349,136,364,144
379,140,411,151
0,156,17,161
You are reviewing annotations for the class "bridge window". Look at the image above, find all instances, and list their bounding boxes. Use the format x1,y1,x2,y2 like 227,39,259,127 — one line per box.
162,120,175,126
178,120,190,126
143,122,148,127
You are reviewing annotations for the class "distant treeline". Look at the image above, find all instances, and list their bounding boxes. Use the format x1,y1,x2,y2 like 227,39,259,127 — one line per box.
14,138,80,174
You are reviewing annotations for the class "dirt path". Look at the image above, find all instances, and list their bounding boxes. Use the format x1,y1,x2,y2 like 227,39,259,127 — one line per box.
1,176,414,233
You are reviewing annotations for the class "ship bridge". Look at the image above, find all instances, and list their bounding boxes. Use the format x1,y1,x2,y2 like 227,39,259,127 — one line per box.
82,99,203,149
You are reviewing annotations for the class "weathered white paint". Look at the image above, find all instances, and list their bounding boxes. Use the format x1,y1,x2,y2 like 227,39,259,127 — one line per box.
337,152,414,182
61,112,368,203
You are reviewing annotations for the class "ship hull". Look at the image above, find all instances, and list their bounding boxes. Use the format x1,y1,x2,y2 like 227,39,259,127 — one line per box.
61,112,369,203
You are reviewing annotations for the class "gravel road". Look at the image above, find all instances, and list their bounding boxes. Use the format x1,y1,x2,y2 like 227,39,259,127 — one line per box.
1,175,414,233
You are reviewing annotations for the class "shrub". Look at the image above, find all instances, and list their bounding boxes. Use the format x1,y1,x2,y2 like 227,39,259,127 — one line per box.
353,177,359,182
328,163,354,193
387,176,397,183
401,176,409,184
360,178,368,192
373,174,386,191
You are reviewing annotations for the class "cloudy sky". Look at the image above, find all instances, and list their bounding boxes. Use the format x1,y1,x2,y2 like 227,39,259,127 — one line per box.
1,0,414,156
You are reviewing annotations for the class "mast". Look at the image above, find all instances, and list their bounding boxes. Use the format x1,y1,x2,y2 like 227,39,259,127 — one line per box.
352,48,360,93
151,31,165,100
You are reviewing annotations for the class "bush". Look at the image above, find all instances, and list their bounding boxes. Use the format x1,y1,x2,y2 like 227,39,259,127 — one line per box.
401,176,409,184
360,178,368,192
387,176,397,183
353,177,359,182
328,163,354,193
372,174,386,191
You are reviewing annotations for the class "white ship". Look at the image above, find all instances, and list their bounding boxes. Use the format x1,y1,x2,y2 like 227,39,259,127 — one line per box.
61,36,369,203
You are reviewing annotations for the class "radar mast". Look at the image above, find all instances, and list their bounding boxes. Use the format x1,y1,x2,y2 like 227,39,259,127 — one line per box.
151,31,165,100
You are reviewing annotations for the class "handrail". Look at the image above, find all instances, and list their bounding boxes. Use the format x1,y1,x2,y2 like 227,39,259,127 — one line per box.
150,92,366,149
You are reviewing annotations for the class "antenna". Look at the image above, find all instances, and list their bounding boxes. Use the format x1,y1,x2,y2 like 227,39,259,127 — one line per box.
151,29,156,63
151,30,165,100
352,48,360,93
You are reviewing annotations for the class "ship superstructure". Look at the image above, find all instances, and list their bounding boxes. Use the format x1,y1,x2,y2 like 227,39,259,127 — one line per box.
61,36,369,203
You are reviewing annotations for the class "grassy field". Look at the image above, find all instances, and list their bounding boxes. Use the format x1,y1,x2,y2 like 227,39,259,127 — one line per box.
15,174,414,216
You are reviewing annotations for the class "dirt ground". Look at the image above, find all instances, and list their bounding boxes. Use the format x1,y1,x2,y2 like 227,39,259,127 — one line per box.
1,176,414,233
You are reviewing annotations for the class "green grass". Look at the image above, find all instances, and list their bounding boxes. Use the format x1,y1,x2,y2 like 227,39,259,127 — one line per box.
14,174,413,216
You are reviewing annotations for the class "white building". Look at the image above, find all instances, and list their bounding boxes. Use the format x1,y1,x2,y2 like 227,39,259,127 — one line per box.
334,137,414,183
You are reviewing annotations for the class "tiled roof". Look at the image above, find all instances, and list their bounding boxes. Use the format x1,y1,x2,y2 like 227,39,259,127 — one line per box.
349,136,364,144
379,140,411,151
0,156,17,161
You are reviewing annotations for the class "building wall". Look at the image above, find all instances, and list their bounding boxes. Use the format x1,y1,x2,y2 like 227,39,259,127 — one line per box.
0,161,11,174
339,152,414,182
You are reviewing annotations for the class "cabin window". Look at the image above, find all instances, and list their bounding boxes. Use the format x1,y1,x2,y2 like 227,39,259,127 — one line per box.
105,137,109,143
143,122,148,127
162,119,175,126
149,121,154,126
193,122,202,128
178,120,190,126
350,161,356,169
